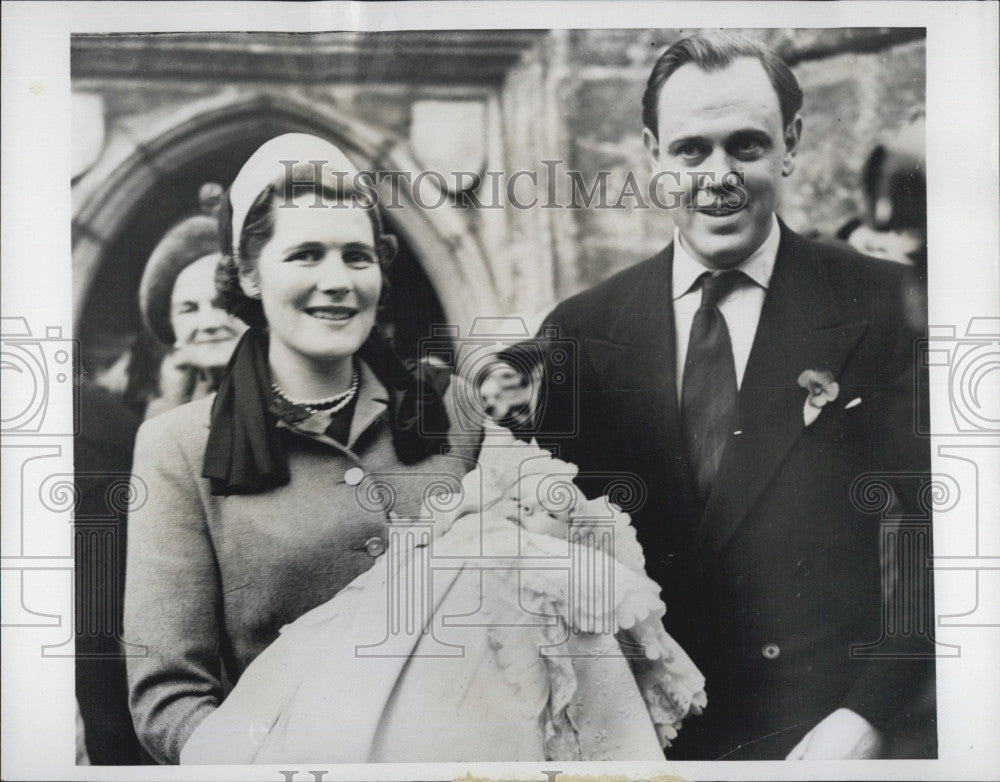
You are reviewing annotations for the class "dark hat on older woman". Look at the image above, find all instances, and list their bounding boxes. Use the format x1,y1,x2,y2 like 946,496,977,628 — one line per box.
138,184,224,346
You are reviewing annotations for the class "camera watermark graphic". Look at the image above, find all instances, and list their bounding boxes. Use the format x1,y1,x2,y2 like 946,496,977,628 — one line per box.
917,317,1000,436
1,317,79,437
418,318,581,441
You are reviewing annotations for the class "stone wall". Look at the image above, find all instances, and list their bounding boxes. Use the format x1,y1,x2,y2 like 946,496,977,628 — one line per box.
72,28,925,350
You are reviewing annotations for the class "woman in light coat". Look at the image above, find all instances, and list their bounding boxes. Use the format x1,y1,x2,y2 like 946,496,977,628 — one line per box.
124,134,479,764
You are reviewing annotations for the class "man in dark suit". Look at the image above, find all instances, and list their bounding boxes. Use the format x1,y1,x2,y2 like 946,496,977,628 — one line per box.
500,33,933,760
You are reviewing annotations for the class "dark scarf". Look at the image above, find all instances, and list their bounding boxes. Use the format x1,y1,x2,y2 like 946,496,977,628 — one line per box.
202,328,451,496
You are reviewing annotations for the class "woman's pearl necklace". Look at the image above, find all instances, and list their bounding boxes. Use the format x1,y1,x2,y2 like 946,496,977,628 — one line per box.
271,369,359,415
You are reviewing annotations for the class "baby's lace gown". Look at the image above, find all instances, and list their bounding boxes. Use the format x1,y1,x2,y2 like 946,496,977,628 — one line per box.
181,429,706,763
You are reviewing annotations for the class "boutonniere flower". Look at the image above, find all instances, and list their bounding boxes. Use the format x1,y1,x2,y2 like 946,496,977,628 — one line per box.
797,369,840,426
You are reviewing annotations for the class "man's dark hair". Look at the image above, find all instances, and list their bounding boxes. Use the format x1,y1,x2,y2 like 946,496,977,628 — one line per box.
642,33,803,138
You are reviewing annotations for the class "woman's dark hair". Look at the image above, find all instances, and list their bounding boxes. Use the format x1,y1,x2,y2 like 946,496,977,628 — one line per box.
215,182,397,330
642,33,803,139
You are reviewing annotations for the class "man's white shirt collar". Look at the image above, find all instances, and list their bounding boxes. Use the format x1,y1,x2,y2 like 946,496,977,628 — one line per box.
672,213,781,299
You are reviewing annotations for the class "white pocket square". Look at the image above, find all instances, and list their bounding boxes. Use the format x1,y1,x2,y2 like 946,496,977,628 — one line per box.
844,397,862,410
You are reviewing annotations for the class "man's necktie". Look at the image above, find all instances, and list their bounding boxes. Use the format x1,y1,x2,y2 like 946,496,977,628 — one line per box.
682,270,745,508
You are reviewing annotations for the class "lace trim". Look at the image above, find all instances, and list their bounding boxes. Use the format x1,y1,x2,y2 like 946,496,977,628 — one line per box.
459,512,707,756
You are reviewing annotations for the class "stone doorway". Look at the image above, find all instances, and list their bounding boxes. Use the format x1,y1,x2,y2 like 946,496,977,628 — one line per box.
76,134,445,367
72,89,499,370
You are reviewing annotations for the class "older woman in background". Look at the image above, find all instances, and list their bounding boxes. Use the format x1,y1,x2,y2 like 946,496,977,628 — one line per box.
136,184,246,418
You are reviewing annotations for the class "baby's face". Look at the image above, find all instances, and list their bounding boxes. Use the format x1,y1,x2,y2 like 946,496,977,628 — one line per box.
501,472,583,538
513,501,570,538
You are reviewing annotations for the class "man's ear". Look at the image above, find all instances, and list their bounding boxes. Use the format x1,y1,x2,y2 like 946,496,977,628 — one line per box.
782,115,803,177
239,268,261,300
643,127,661,170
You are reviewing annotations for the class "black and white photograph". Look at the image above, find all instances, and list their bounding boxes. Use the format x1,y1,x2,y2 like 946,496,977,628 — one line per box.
2,2,998,781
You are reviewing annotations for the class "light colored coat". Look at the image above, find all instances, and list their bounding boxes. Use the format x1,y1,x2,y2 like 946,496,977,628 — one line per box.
124,362,480,764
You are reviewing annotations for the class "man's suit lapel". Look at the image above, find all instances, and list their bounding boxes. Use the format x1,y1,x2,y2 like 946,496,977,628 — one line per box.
693,224,869,562
583,243,699,528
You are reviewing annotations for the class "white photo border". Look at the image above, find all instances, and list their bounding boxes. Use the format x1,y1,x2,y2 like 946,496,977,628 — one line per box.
2,2,998,781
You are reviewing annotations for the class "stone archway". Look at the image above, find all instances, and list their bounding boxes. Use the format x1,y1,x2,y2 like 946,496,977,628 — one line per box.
72,87,501,335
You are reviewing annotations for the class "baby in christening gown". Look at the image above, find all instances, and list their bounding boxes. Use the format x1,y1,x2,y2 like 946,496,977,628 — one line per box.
181,427,706,764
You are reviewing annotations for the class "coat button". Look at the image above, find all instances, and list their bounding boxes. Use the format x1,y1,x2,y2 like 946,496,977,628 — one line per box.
344,467,365,486
365,536,385,557
762,643,781,660
796,558,813,578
